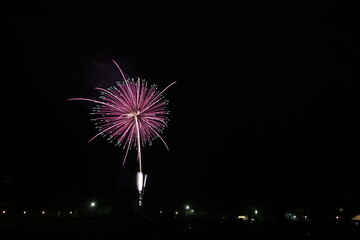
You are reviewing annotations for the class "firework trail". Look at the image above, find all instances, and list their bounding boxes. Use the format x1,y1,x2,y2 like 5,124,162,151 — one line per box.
69,60,176,175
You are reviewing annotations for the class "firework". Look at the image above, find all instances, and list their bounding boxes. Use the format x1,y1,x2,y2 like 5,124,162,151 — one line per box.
69,60,176,175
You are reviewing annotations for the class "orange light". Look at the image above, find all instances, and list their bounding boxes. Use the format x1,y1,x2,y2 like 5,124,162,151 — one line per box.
238,215,248,221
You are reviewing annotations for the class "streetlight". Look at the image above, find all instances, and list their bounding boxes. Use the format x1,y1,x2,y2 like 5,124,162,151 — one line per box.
185,205,190,210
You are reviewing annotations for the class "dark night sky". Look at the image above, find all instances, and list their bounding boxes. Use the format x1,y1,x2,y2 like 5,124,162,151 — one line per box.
1,1,359,210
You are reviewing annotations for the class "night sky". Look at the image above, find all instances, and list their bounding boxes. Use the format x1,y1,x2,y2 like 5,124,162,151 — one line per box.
2,2,359,211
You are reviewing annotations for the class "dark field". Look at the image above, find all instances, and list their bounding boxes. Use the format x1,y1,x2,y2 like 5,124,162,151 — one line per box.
1,216,359,240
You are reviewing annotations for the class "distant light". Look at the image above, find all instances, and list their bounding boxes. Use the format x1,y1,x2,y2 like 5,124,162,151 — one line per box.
336,216,339,220
90,201,96,207
254,210,258,215
293,215,297,219
175,211,178,215
304,215,308,219
185,205,190,210
2,210,5,214
190,209,194,213
69,211,73,214
42,210,45,215
23,211,27,214
238,215,248,221
339,208,344,212
159,210,163,214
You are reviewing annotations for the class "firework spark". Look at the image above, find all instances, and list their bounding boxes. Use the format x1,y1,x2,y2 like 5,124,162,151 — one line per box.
69,60,176,172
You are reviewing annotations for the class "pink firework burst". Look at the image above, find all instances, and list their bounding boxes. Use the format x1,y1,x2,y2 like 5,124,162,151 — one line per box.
69,60,176,172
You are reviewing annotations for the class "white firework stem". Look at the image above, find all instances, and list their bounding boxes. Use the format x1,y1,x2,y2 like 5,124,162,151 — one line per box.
134,115,142,173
